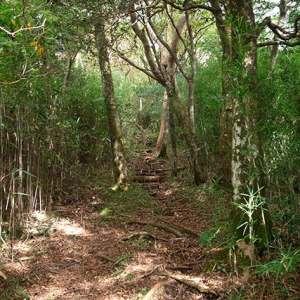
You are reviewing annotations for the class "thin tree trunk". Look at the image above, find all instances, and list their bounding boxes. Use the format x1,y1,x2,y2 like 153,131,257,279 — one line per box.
216,18,234,180
167,83,178,176
95,21,130,190
62,56,74,94
172,82,203,183
270,0,287,70
156,90,169,158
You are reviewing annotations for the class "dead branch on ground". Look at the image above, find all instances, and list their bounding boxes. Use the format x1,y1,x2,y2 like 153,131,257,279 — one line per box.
166,265,192,271
127,220,184,238
121,231,169,242
139,266,160,279
159,272,218,297
98,253,117,263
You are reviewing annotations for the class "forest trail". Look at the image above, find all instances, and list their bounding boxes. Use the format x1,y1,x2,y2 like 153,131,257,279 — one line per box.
1,147,231,300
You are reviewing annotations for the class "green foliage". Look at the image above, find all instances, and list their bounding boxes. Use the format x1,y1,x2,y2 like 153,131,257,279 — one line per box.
258,47,300,242
194,57,222,154
233,187,267,244
98,186,155,216
253,245,300,279
0,0,54,83
0,276,29,300
132,237,153,250
198,228,220,247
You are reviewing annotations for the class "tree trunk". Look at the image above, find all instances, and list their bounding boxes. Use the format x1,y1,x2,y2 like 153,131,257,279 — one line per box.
62,56,74,94
166,83,178,176
210,0,272,271
227,0,272,260
156,90,169,158
215,15,234,181
172,82,203,184
155,16,180,159
270,0,287,70
95,21,129,190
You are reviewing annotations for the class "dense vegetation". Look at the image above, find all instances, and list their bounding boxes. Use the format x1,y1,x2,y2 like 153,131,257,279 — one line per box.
0,0,299,299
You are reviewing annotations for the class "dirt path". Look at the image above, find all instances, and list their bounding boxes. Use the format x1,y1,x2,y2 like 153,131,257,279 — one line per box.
0,150,231,299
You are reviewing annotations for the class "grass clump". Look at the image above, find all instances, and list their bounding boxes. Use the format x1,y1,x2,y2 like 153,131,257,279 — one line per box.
98,186,156,216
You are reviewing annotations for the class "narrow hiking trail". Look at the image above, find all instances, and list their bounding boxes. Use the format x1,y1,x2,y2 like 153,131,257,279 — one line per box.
0,147,233,299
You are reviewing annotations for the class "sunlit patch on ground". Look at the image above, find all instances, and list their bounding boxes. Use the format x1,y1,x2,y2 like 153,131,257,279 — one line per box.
55,220,89,236
31,211,48,222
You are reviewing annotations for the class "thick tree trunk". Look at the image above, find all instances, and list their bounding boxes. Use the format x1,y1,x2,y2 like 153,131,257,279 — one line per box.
210,0,272,273
227,0,272,263
95,21,129,190
156,17,183,159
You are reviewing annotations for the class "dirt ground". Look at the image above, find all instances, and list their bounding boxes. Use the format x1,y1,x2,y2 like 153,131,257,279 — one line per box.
0,148,299,299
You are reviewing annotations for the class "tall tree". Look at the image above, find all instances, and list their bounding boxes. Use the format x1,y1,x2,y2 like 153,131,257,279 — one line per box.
95,18,130,190
117,2,206,183
167,0,300,271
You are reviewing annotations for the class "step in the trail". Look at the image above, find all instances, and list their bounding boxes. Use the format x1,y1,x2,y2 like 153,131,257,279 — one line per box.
131,175,167,182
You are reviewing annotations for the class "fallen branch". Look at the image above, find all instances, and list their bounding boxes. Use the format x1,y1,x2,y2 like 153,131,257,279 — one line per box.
166,265,192,271
160,272,218,297
121,231,169,242
139,266,160,279
112,256,128,268
128,220,184,238
99,254,116,263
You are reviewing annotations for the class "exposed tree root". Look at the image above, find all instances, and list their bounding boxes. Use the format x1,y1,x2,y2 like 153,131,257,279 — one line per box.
160,272,218,297
142,280,173,300
121,231,169,242
98,253,128,268
127,220,184,238
160,221,201,238
98,254,117,263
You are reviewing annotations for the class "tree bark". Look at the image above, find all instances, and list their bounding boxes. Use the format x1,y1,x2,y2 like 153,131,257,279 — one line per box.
166,83,178,176
226,0,271,256
270,0,287,70
210,0,272,266
95,21,129,190
62,55,75,94
156,90,169,158
155,15,185,162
